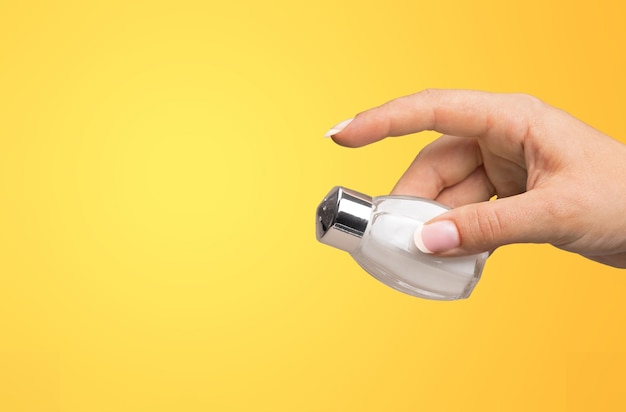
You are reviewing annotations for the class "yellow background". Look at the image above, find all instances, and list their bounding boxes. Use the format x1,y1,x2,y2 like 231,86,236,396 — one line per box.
1,0,625,411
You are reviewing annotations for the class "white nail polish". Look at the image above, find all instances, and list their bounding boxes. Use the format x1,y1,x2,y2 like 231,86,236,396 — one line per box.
324,118,353,137
413,224,433,254
316,186,489,300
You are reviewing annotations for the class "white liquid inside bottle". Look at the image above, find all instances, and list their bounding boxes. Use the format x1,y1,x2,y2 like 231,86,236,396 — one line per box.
316,187,488,300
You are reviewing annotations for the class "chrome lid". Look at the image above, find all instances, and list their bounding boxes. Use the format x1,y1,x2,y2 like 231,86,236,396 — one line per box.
316,186,373,253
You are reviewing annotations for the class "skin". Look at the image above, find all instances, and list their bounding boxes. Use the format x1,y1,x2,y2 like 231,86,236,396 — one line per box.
329,89,626,268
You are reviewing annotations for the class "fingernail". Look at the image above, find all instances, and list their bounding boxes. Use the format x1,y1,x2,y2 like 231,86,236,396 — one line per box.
324,118,353,137
414,221,460,254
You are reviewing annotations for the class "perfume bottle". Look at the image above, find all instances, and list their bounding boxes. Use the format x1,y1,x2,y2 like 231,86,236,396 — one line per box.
316,186,488,300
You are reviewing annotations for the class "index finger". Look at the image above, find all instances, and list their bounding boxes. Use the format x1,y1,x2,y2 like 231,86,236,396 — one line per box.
330,89,546,148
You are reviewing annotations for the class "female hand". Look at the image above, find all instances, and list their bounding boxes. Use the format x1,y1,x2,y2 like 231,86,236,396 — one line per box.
326,89,626,268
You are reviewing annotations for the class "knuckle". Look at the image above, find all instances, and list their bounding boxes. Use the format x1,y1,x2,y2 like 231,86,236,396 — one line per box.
478,211,505,246
543,196,583,242
461,207,506,250
509,93,547,114
420,88,438,98
419,88,444,104
527,196,579,242
505,93,548,142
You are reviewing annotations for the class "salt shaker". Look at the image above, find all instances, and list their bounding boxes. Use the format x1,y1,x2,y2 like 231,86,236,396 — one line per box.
316,186,488,300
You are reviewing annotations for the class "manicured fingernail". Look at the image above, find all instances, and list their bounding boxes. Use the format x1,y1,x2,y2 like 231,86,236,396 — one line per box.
324,118,353,137
414,221,460,254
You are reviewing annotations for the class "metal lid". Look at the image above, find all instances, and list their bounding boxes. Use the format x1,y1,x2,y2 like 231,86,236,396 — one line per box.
316,186,373,253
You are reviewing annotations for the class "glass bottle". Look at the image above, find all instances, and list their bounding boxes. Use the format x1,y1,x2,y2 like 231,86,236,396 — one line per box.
316,186,488,300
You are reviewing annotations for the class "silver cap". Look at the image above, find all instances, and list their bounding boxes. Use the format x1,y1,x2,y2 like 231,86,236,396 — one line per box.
316,186,373,253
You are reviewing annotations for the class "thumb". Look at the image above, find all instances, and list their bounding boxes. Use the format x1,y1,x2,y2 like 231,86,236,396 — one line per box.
414,191,565,255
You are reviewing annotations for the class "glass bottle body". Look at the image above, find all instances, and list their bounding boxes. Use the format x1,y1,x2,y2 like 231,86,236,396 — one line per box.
350,195,487,300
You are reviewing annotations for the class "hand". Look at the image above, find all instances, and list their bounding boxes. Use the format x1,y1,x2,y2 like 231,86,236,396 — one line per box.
326,89,626,268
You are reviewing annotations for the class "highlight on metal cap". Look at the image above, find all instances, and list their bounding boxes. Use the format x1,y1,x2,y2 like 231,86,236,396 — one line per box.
316,186,373,253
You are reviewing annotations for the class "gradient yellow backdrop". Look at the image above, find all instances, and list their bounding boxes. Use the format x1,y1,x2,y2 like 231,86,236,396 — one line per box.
1,1,625,411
